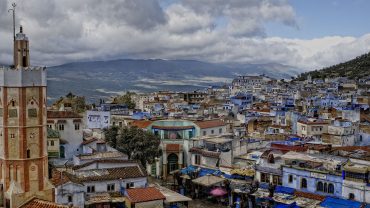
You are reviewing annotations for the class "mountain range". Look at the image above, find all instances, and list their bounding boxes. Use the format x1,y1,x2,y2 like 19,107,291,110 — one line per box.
46,59,300,103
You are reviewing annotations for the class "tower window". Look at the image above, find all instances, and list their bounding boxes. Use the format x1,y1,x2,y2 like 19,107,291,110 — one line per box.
28,109,37,117
26,149,30,158
9,109,18,118
10,134,15,139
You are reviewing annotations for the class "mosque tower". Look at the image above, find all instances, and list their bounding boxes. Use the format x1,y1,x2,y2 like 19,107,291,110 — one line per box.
0,6,54,208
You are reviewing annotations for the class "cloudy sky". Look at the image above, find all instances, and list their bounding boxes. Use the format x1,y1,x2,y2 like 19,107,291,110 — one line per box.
0,0,369,71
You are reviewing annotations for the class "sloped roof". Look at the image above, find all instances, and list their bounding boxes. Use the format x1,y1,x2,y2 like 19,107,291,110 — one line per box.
195,120,225,129
126,187,165,203
20,198,69,208
47,110,82,119
131,120,153,129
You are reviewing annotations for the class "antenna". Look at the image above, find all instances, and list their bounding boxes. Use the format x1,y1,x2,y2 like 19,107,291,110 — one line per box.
8,3,16,42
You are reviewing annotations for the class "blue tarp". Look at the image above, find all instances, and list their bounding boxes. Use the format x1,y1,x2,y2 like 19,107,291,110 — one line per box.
275,186,295,195
199,168,222,177
320,197,362,208
275,202,299,208
180,165,197,175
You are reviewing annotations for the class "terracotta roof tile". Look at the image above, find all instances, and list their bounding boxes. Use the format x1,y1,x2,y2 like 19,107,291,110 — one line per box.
131,120,153,129
126,187,165,203
53,166,146,185
271,143,308,152
294,191,325,201
195,120,225,129
20,198,69,208
81,137,98,145
47,110,82,119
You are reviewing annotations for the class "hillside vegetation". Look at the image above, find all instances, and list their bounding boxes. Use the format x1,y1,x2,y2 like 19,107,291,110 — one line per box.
296,52,370,81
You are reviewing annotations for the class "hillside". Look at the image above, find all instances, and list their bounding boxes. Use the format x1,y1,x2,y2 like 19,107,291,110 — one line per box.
47,59,300,103
296,52,370,81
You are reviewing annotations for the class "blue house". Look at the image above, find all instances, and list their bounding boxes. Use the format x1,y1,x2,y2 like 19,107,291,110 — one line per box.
230,93,253,110
282,165,343,198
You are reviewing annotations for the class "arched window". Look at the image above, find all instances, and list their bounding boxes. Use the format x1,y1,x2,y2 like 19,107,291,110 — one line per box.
328,183,334,194
268,154,275,163
317,181,323,191
301,178,307,188
349,193,355,200
288,175,293,183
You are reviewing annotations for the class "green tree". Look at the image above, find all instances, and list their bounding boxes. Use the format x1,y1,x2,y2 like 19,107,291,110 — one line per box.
113,92,136,109
105,126,162,166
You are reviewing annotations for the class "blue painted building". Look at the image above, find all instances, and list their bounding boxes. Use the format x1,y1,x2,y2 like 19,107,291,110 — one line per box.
230,93,253,110
282,165,343,198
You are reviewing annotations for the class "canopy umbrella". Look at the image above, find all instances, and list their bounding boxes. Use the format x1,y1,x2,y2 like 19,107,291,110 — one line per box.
210,187,227,197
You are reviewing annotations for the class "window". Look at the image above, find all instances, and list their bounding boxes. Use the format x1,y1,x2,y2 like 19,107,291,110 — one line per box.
349,193,355,200
203,131,206,136
9,109,17,118
10,134,15,139
288,175,293,183
301,178,307,188
50,141,54,146
59,124,64,131
211,130,214,134
194,154,201,165
74,123,80,130
328,183,334,194
261,173,270,183
317,181,323,192
126,182,134,189
28,109,37,117
68,195,72,203
188,130,193,138
219,128,222,134
26,149,30,158
87,185,95,193
107,184,115,192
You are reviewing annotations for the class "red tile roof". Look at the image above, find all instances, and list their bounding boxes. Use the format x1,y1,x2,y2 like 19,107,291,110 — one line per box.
271,143,308,152
52,166,146,185
126,187,165,203
20,198,69,208
47,110,82,119
131,120,153,129
81,137,98,145
195,120,225,129
294,191,325,201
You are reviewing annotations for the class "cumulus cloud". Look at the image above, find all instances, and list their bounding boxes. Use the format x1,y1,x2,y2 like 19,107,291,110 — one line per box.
0,0,369,72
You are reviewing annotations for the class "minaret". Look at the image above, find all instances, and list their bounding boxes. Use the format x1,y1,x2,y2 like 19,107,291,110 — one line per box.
13,26,30,69
0,26,53,208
